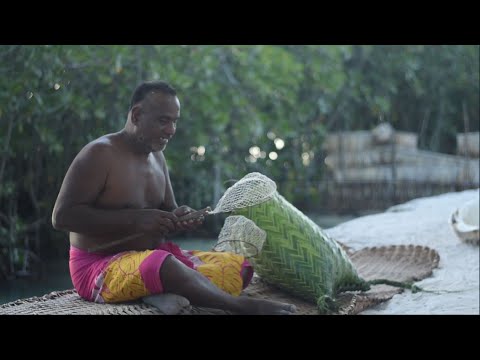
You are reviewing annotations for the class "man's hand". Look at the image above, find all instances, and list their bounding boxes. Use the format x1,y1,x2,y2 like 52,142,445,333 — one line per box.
135,209,177,236
173,205,208,232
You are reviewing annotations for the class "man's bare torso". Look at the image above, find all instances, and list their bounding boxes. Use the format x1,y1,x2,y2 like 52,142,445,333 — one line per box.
70,133,168,253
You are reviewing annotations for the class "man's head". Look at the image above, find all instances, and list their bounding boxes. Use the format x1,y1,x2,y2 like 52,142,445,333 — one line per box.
128,80,180,153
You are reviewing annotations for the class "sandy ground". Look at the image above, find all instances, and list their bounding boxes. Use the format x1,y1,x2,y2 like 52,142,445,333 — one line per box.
325,188,480,315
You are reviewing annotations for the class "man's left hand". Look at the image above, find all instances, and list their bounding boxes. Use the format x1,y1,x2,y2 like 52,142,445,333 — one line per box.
173,205,205,232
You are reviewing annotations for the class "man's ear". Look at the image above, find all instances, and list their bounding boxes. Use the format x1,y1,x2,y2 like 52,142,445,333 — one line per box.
131,105,142,125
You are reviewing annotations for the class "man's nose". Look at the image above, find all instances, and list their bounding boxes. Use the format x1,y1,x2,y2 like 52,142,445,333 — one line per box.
163,122,176,136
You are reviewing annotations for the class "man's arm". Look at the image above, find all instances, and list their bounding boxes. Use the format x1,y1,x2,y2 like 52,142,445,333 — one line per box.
52,142,175,237
158,151,178,212
156,152,206,231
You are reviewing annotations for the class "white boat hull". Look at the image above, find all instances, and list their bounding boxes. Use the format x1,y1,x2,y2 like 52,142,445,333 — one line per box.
450,198,479,245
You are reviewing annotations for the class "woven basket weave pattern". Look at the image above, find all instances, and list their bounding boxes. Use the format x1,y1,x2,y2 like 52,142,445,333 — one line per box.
233,192,367,306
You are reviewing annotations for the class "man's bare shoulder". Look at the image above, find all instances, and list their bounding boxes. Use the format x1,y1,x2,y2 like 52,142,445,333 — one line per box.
152,150,168,166
77,133,121,160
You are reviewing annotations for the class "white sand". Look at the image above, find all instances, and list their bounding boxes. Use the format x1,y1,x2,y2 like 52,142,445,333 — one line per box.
325,189,480,315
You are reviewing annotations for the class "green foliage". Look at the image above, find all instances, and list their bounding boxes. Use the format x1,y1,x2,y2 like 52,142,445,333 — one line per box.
0,45,478,278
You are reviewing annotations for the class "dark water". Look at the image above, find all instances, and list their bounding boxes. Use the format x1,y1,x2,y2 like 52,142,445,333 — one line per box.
0,215,355,305
0,261,74,305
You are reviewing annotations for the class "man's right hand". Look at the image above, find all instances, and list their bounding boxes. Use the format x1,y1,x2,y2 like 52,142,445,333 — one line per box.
135,209,177,236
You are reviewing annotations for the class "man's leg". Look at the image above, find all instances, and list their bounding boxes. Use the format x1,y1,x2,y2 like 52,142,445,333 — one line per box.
160,255,296,315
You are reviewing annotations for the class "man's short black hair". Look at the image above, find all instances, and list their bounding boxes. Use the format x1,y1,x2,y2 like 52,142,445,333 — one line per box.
129,80,177,110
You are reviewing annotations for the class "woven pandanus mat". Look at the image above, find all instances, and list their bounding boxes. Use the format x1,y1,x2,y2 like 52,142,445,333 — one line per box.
242,274,404,315
0,289,232,315
351,244,440,283
242,244,440,315
0,290,167,315
0,245,439,315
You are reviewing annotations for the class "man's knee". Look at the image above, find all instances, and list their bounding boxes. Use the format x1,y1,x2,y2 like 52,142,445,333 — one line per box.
160,255,197,291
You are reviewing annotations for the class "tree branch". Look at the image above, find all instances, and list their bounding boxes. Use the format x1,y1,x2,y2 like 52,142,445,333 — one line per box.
0,116,14,186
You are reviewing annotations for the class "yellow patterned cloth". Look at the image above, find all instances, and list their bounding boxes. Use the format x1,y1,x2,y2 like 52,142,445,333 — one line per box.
190,251,246,296
100,250,154,303
91,243,252,303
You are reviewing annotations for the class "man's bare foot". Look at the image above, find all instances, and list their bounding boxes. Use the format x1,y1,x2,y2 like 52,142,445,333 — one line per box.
143,293,191,315
237,297,297,315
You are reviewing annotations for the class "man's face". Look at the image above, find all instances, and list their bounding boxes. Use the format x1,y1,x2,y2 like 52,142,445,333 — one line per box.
134,92,180,153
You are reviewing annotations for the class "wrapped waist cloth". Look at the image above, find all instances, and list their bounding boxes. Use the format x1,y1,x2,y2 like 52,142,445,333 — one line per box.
69,241,253,303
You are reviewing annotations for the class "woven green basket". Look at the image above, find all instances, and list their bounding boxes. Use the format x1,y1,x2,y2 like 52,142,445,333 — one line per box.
233,192,369,313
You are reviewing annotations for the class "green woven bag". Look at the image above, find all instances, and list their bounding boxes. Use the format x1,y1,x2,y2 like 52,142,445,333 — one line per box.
211,172,369,313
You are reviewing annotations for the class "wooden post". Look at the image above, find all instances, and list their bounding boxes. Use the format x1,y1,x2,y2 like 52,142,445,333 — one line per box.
461,100,471,185
389,128,397,205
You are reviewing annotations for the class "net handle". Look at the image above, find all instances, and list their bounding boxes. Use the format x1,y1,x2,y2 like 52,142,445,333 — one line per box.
212,239,260,258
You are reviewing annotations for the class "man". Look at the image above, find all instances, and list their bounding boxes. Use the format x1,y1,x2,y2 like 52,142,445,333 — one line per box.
52,80,296,315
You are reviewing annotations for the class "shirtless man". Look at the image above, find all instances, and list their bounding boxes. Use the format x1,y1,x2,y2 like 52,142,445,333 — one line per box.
52,80,296,315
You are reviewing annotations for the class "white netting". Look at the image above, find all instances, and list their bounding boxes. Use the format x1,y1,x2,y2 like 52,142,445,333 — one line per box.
213,216,266,258
210,172,277,214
